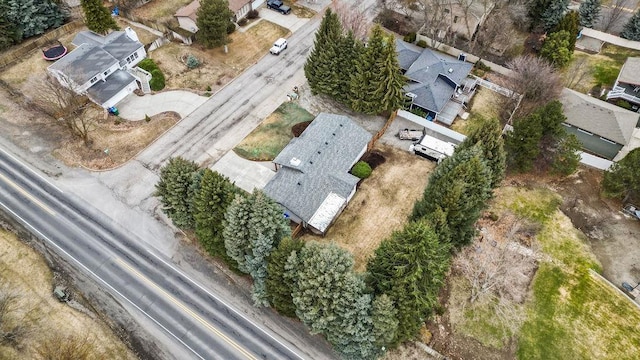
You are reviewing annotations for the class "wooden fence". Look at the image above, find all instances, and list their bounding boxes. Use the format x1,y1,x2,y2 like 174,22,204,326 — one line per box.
0,21,84,71
367,110,397,151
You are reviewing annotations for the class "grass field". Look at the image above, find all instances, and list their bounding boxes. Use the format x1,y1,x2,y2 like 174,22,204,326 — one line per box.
233,102,314,161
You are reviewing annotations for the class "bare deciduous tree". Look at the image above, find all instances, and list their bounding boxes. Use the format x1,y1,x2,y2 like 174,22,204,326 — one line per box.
599,0,631,32
564,55,591,90
499,55,563,120
333,0,371,41
36,333,97,360
474,6,518,57
0,285,30,349
419,0,456,47
26,74,98,146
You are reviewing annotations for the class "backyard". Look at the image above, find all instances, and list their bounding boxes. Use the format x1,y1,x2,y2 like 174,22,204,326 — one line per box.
565,44,640,94
451,87,504,135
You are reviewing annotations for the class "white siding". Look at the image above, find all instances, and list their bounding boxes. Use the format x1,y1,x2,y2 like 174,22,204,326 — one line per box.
251,0,265,10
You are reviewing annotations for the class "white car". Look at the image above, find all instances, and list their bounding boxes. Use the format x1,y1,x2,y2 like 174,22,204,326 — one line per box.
270,38,288,55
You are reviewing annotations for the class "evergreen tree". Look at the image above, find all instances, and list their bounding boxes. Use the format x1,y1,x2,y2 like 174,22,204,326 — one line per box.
371,294,398,353
456,116,506,189
541,0,569,31
366,222,451,345
621,10,640,41
223,190,291,307
286,242,376,359
155,157,200,228
265,237,304,317
540,30,572,68
550,133,581,176
196,0,234,48
81,0,119,35
554,11,580,51
304,9,342,95
0,2,19,50
505,112,544,172
602,147,640,201
411,146,493,247
528,0,552,29
579,0,601,28
332,31,363,104
6,0,66,40
350,25,405,114
194,169,238,264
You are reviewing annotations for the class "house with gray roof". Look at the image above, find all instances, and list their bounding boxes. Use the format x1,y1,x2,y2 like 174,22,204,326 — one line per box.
48,27,149,109
606,57,640,111
396,40,475,125
561,88,639,160
263,113,372,235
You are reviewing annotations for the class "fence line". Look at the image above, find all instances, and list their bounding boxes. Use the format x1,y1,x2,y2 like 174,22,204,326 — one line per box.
368,110,397,151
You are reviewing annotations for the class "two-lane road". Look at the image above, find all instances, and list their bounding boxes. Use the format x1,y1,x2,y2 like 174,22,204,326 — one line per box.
0,147,307,360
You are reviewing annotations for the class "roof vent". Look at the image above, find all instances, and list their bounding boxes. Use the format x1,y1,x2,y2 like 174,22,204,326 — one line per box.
297,182,301,185
290,157,301,166
332,133,336,136
317,151,321,154
325,141,328,145
339,124,343,127
448,68,453,73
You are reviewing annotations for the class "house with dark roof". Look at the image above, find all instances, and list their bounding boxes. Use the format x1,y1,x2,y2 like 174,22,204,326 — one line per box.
47,28,149,109
396,40,475,125
606,57,640,111
561,88,639,160
263,113,372,235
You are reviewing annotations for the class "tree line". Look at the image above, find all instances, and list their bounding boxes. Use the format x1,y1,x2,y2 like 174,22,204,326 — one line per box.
0,0,67,51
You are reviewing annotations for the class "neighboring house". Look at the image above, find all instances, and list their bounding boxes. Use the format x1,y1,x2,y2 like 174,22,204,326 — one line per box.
561,88,639,160
175,0,251,34
606,57,640,111
48,28,150,109
263,113,372,235
396,40,475,125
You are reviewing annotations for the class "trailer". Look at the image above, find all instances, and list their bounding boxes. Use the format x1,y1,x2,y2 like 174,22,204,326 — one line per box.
398,128,425,141
409,134,457,163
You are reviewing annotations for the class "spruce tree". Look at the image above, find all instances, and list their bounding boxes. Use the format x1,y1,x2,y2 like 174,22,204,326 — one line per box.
371,33,408,114
505,111,544,172
602,147,640,201
0,2,19,50
6,0,66,40
550,133,581,176
155,157,200,228
528,0,552,29
371,294,399,353
579,0,601,28
332,31,363,104
194,169,238,264
366,221,451,345
81,0,119,35
350,25,388,114
196,0,234,49
223,190,290,307
304,9,342,95
554,11,580,51
411,146,493,247
621,10,640,41
540,30,572,68
541,0,569,31
456,116,506,189
265,237,304,317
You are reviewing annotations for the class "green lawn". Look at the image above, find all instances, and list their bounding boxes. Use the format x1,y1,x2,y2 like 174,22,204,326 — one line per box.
233,102,314,161
566,44,640,93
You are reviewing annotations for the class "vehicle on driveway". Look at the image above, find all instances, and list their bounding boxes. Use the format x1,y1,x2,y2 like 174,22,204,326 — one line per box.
266,0,291,14
270,38,288,55
623,204,640,220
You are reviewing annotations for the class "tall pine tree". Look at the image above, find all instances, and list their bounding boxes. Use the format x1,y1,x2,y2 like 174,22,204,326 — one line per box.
602,147,640,201
6,0,66,40
540,30,572,68
528,0,553,29
332,31,363,103
621,10,640,41
541,0,569,31
223,190,290,307
579,0,601,28
304,9,343,96
265,237,304,317
371,294,399,353
366,221,451,345
371,33,407,114
155,157,200,229
81,0,119,35
456,116,506,189
505,112,544,172
554,11,580,51
196,0,234,49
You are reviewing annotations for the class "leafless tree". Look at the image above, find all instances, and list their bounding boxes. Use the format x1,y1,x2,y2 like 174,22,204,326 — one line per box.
418,0,456,47
0,286,29,349
599,0,631,32
333,0,371,41
36,333,98,360
26,74,98,146
474,6,519,57
564,55,591,90
499,55,563,120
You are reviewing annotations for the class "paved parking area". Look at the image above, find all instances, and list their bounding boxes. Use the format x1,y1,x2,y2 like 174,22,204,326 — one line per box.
210,151,276,193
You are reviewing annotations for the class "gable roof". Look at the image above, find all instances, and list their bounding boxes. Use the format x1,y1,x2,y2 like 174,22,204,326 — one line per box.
560,88,638,144
175,0,200,20
396,40,473,113
263,113,372,233
618,57,640,86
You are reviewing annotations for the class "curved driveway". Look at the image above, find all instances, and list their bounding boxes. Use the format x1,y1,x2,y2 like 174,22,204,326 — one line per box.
117,90,209,120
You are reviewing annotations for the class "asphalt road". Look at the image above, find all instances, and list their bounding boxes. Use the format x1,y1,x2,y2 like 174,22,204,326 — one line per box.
0,147,307,360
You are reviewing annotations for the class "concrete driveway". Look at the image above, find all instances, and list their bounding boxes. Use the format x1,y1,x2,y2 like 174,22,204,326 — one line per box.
210,151,276,193
116,91,208,120
258,8,310,33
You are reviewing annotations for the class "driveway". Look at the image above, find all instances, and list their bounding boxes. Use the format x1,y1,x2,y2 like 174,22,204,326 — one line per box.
210,151,275,193
258,8,310,33
116,91,208,120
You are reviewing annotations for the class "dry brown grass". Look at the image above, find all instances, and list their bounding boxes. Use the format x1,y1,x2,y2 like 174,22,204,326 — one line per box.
149,20,289,92
53,110,180,170
131,0,195,20
0,230,135,359
451,87,504,134
300,144,435,272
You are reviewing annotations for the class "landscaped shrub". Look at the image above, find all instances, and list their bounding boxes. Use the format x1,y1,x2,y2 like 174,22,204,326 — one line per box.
247,9,259,19
237,18,248,26
616,99,632,110
227,22,236,34
149,69,166,91
416,40,427,48
137,58,159,73
186,54,200,69
351,161,372,179
408,106,427,118
403,32,417,43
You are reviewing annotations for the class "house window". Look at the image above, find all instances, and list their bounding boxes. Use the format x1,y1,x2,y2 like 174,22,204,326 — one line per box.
90,77,98,84
577,128,593,136
104,70,110,76
600,137,617,145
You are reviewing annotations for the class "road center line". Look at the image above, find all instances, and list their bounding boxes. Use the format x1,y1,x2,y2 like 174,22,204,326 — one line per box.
0,173,56,216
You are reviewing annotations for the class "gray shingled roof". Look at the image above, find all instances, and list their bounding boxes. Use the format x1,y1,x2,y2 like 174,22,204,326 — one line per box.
48,43,119,85
396,39,473,114
561,88,638,144
86,69,136,105
618,57,640,86
263,113,372,228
